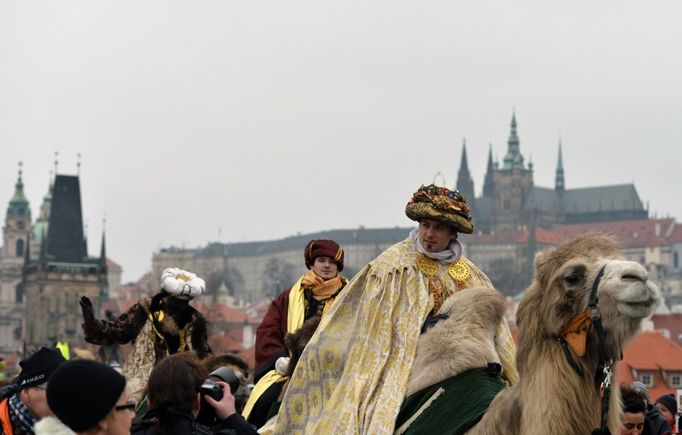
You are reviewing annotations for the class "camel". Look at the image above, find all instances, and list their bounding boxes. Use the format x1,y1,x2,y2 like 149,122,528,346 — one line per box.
398,234,660,435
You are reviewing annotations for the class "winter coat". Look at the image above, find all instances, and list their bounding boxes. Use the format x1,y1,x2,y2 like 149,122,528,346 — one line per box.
34,417,76,435
645,406,673,435
131,409,257,435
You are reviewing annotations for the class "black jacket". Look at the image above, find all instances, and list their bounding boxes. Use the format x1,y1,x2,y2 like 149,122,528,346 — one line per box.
644,406,673,435
131,409,257,435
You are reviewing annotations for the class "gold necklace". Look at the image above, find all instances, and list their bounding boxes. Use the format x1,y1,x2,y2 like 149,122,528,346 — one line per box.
448,260,471,282
418,255,471,283
417,255,438,276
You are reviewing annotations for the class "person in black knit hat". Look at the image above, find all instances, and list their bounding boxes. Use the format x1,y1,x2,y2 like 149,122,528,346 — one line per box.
34,360,134,435
0,346,66,434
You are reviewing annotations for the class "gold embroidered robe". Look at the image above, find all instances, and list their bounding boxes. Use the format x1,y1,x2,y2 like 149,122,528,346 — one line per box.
267,238,517,435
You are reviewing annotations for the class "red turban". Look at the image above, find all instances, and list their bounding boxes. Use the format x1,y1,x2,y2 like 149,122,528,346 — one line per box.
304,239,344,271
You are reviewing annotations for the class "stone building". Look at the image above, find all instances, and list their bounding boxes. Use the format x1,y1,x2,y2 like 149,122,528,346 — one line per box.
457,112,648,234
0,166,31,354
153,112,663,300
153,227,410,301
22,174,108,349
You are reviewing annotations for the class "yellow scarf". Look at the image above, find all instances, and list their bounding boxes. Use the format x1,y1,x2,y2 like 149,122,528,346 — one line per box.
244,272,346,421
288,271,344,333
242,369,286,420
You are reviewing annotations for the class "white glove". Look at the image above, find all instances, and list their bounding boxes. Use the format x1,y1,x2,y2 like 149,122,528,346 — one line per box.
275,356,290,375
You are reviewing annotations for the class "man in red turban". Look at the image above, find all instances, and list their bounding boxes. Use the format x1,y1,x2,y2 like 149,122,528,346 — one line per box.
244,239,347,427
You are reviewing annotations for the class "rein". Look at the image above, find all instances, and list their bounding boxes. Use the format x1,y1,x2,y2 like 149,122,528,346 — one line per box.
553,265,614,433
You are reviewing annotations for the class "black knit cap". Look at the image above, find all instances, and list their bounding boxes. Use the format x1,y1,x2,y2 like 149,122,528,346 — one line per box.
47,360,126,432
17,347,66,390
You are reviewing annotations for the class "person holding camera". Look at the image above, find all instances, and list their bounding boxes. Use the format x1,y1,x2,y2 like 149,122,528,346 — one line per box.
131,353,256,435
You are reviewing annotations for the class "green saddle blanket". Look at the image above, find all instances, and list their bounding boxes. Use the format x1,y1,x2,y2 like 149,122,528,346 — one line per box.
394,366,506,435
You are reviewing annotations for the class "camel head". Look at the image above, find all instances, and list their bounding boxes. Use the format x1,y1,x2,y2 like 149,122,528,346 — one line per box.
517,234,660,371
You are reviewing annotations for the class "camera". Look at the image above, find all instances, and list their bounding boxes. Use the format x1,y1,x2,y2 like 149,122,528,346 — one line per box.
197,366,242,425
199,366,241,401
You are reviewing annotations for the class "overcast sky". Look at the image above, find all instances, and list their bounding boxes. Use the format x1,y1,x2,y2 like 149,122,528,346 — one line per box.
1,1,681,282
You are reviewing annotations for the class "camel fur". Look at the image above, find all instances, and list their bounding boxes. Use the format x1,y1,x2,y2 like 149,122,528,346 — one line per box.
406,287,504,397
404,234,660,435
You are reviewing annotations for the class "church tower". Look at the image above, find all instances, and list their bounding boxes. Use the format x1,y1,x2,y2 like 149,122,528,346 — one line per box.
22,174,108,348
490,111,534,233
0,163,32,353
455,139,475,203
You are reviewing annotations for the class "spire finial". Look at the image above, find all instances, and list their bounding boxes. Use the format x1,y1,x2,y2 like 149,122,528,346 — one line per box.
555,139,565,193
100,214,107,267
54,151,59,175
18,161,23,182
77,153,81,176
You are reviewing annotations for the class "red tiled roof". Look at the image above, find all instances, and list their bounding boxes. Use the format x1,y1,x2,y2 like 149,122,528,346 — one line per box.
208,333,244,354
195,303,259,325
670,223,682,244
554,219,675,249
468,228,565,246
106,257,121,268
652,314,682,346
617,331,682,399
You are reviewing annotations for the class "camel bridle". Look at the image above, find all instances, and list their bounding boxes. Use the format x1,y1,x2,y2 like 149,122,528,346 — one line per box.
553,265,614,434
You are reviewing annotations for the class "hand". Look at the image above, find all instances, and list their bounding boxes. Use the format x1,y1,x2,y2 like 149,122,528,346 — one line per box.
204,381,236,420
80,296,101,337
79,296,95,323
275,356,290,376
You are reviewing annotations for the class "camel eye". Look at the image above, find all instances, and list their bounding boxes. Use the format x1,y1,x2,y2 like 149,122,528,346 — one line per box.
565,274,580,286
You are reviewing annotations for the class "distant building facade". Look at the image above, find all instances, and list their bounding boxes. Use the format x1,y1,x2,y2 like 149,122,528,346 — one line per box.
154,112,675,301
22,175,109,349
0,167,124,354
0,167,31,354
456,112,648,235
153,228,407,301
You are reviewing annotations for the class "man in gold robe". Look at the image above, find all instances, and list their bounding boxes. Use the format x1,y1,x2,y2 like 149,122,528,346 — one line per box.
266,184,518,435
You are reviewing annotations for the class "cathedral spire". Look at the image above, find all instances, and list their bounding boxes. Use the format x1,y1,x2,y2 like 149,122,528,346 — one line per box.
501,110,525,170
99,216,107,270
555,139,565,193
483,143,495,198
8,162,30,220
455,138,475,202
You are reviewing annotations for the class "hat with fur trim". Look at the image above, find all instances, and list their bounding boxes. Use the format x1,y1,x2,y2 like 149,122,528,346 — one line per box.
161,267,206,299
405,184,474,234
304,239,344,272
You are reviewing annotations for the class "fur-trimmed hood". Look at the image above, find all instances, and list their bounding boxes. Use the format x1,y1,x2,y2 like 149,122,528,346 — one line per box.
35,416,76,435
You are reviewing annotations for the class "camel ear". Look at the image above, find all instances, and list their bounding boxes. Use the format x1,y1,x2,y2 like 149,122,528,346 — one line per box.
533,250,547,271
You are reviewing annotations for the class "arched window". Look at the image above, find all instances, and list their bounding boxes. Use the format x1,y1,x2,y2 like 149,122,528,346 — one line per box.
674,251,679,269
16,238,24,257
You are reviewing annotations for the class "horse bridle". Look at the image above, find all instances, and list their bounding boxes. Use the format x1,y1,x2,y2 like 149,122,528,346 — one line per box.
554,264,614,433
